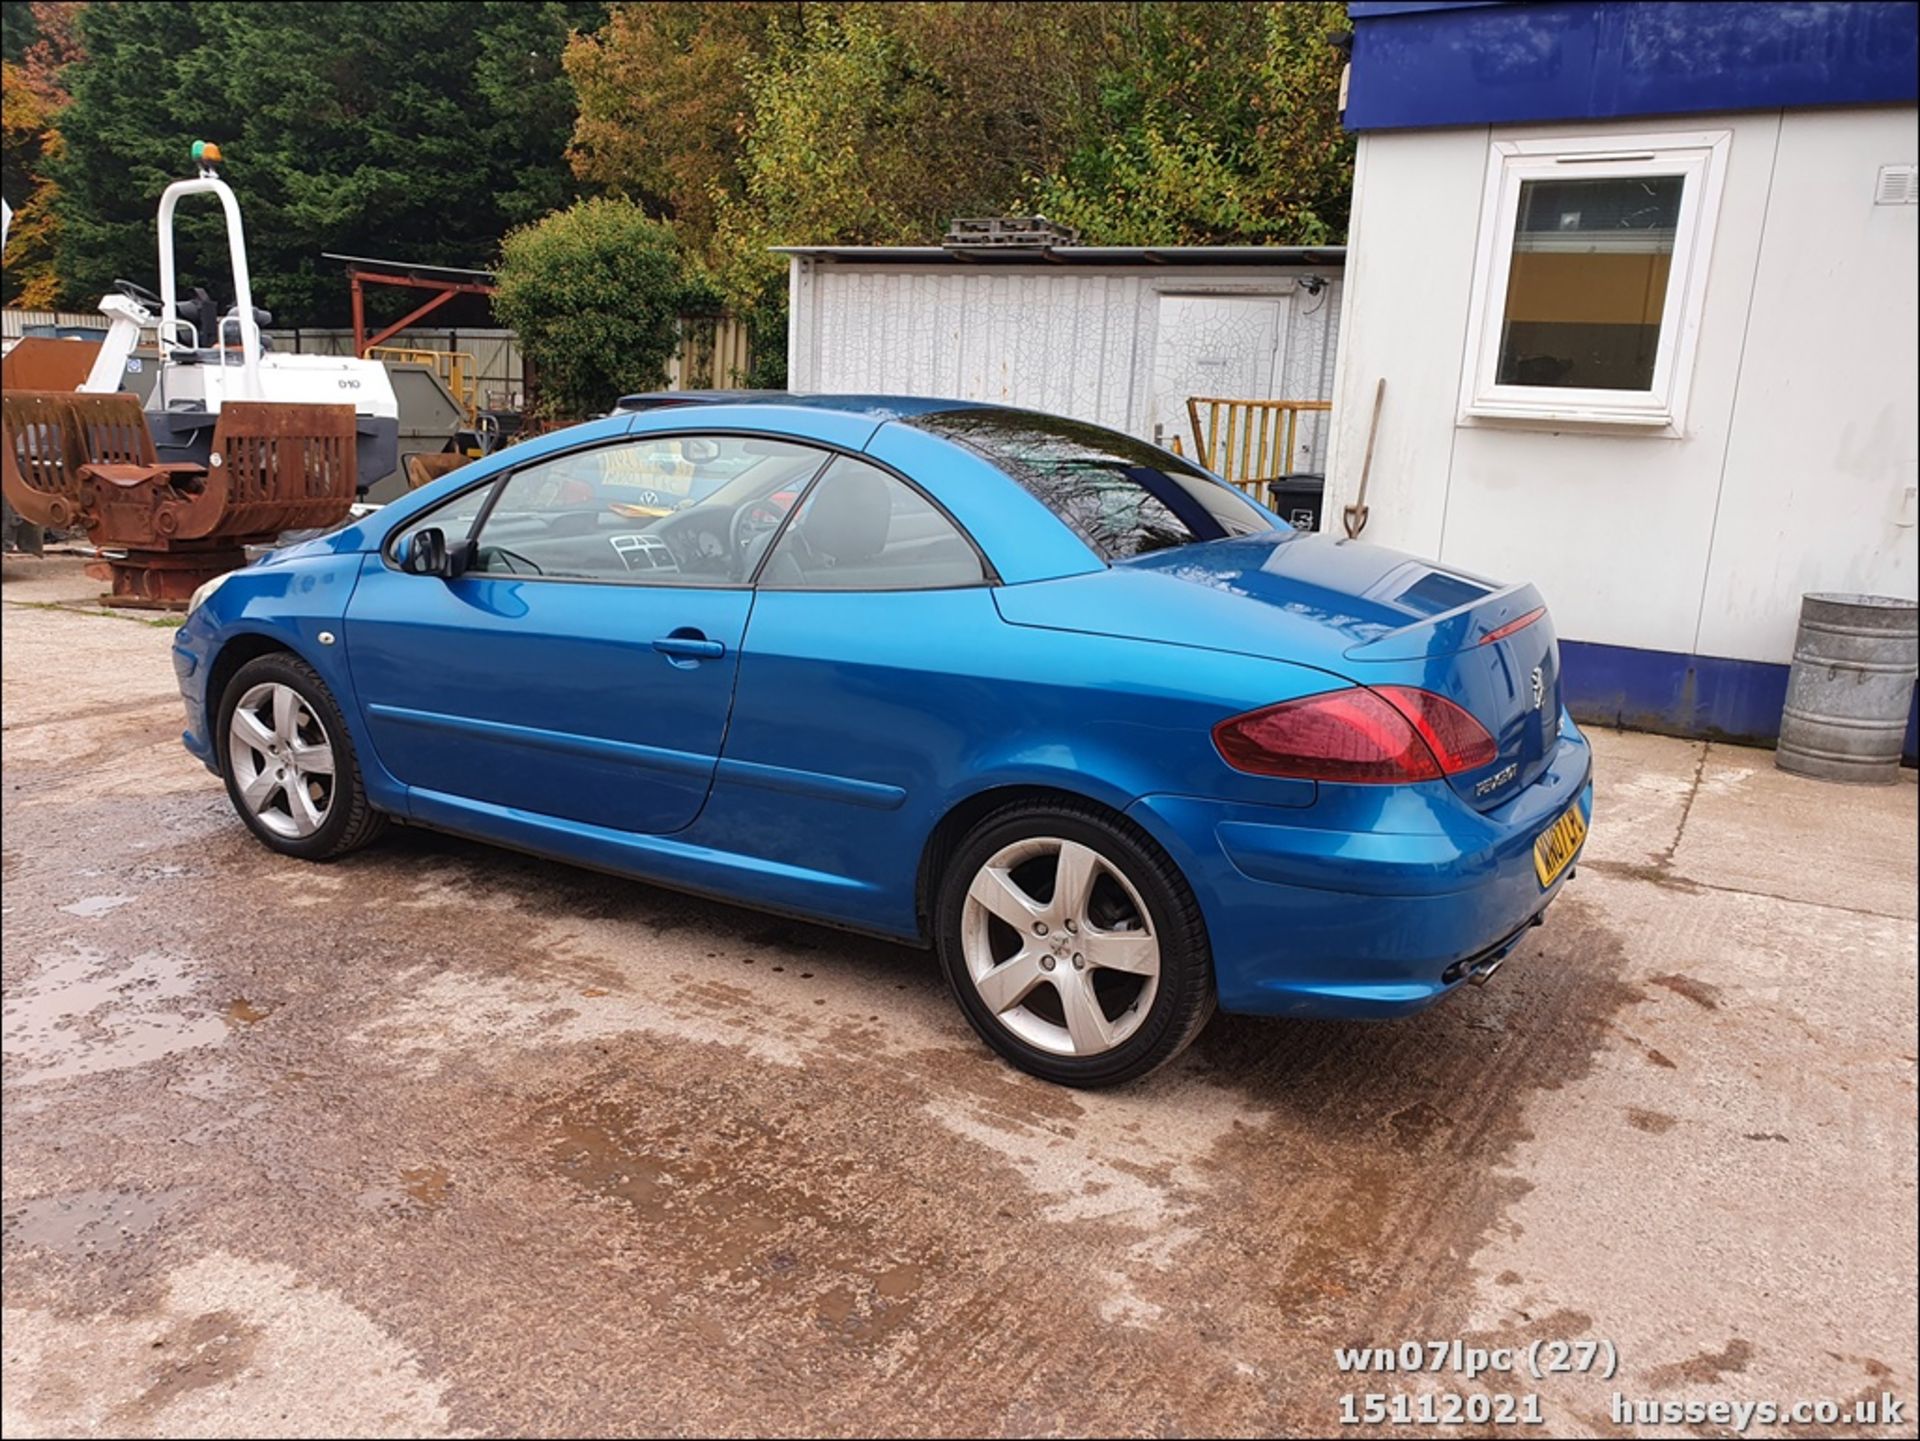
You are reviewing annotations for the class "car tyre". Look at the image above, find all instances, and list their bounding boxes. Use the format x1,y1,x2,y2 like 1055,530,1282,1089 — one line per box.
217,652,387,861
935,800,1215,1087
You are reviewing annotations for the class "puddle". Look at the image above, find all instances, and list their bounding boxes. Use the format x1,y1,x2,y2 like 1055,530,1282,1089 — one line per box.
548,1111,676,1215
874,1263,923,1299
356,1165,453,1217
223,998,273,1028
60,893,136,919
401,1166,451,1208
1650,972,1723,1010
2,947,226,1083
2,1187,180,1259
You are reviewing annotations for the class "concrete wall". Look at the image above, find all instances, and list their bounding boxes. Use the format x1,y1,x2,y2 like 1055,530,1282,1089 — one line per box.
1325,106,1918,682
788,261,1343,452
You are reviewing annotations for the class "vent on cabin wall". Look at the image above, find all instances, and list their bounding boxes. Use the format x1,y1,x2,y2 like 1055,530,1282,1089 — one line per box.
1873,164,1918,205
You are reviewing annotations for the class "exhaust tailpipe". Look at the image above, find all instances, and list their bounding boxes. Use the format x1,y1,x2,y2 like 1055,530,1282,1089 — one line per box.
1467,955,1505,987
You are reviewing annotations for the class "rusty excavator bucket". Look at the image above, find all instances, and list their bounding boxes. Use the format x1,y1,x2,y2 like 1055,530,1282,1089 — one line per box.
1,391,357,608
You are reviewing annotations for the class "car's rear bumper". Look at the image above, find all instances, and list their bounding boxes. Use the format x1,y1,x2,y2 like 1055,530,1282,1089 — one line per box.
1127,720,1593,1018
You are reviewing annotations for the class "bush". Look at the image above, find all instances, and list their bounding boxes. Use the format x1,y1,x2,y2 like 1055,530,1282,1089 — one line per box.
737,269,789,390
492,197,697,420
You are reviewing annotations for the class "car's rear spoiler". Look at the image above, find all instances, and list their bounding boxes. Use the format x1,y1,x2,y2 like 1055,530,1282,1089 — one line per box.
1342,581,1547,661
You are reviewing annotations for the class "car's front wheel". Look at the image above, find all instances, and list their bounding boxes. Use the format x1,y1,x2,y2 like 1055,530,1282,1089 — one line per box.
935,801,1215,1087
217,652,387,861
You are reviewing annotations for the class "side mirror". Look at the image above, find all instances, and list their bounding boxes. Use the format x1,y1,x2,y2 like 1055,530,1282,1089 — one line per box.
402,527,449,577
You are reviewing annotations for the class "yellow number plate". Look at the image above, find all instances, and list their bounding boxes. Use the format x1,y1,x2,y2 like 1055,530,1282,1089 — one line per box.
1532,803,1588,888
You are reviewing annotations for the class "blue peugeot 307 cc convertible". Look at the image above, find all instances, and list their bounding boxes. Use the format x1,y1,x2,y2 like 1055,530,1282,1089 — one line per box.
173,396,1592,1086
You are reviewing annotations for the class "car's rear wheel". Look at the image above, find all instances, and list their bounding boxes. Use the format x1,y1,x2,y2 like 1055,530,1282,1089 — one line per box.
217,653,387,860
935,801,1214,1087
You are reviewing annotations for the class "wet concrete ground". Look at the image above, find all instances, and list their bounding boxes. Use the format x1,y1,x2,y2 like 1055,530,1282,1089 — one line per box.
3,552,1916,1437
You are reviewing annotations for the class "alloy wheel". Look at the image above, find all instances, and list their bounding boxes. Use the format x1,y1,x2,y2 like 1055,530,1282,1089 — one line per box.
227,681,336,840
959,835,1161,1057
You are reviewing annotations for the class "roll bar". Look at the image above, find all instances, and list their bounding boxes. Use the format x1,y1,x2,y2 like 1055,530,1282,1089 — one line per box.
157,166,263,400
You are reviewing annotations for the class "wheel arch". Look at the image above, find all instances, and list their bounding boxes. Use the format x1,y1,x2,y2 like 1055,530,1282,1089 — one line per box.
204,631,301,773
914,781,1194,944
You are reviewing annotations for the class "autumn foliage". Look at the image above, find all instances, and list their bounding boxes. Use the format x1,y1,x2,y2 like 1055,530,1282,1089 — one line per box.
2,1,85,307
3,2,1353,412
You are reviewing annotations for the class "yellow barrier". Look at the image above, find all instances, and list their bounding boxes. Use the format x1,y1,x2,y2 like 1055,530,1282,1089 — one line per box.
1186,397,1333,495
369,346,480,426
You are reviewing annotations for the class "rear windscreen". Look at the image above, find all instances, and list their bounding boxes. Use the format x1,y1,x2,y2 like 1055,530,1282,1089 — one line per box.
907,407,1276,560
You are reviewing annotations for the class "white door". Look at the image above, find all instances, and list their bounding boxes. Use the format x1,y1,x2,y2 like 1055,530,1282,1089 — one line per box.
1148,295,1288,460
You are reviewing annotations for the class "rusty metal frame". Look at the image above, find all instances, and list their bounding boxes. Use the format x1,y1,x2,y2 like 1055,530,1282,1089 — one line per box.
345,264,497,358
0,336,106,393
3,390,357,605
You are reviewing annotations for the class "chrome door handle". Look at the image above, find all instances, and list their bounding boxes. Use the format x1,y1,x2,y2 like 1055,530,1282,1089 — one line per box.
652,633,725,660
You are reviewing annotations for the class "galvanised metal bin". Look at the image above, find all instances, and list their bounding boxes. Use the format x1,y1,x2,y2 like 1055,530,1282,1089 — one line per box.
1777,593,1919,784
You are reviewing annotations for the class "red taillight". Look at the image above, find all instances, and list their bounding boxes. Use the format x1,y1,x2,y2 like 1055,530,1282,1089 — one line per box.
1212,687,1498,783
1479,606,1545,646
1372,685,1500,773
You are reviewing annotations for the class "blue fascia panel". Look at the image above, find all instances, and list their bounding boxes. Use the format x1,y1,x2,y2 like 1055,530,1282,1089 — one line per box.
1349,2,1514,15
1559,638,1919,764
1346,1,1920,132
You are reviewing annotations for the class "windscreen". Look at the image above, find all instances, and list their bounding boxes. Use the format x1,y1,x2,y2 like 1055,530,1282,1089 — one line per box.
907,407,1277,560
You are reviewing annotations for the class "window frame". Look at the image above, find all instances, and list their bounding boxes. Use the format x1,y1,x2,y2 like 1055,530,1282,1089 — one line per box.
750,452,1000,593
1459,129,1731,430
380,430,998,592
381,432,838,589
384,470,502,568
904,406,1282,564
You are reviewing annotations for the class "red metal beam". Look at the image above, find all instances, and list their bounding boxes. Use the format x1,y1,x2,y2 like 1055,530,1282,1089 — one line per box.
347,267,496,296
344,265,498,357
361,287,462,354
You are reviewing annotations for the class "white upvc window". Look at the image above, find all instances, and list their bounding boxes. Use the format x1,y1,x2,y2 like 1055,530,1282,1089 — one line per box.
1460,130,1730,428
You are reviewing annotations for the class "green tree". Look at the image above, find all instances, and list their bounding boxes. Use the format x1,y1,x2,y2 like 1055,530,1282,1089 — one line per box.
707,4,1136,304
569,3,1116,271
699,1,1115,366
49,1,602,324
492,196,697,420
1030,2,1353,246
707,6,919,306
565,2,803,254
2,0,50,64
563,4,1351,380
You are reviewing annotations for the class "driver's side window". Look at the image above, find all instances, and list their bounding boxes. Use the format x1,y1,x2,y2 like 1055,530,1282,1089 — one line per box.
466,435,824,585
391,481,492,560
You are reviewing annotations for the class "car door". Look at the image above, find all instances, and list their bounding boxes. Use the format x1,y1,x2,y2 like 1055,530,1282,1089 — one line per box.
344,433,832,835
701,454,1002,927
